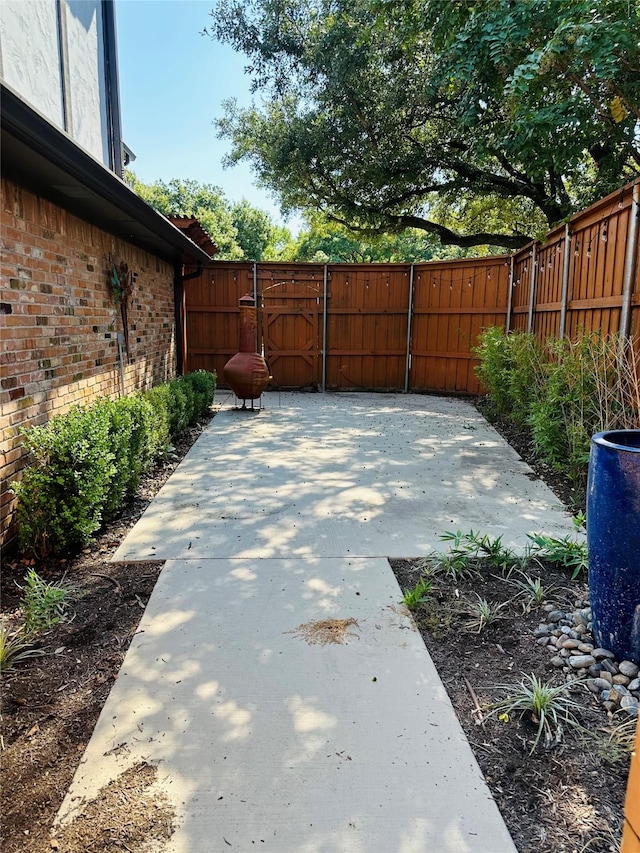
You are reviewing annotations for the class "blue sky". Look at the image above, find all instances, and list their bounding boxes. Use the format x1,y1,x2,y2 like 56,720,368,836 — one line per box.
115,0,291,226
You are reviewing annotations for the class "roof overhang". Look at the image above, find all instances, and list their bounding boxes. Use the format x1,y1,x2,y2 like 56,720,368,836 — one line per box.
0,82,212,267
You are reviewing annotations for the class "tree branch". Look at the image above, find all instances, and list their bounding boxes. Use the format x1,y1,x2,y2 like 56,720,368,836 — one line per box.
328,210,531,249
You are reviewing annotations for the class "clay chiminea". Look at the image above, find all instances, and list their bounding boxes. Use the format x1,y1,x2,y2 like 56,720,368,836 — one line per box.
223,293,270,406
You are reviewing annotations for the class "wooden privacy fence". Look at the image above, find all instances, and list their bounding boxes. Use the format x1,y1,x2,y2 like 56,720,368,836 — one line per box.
184,179,639,395
185,256,510,394
509,180,640,342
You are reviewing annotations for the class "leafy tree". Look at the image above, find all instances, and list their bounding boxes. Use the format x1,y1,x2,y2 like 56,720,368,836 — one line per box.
293,214,439,262
131,176,244,258
129,175,297,260
207,0,640,249
231,199,297,259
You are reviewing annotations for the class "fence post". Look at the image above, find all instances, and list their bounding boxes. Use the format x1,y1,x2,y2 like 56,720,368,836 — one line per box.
619,182,640,343
505,256,514,332
558,224,571,339
404,264,415,393
527,244,537,334
322,264,328,392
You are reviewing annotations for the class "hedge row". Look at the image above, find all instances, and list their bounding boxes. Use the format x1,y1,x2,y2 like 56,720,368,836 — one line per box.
11,371,216,558
474,328,639,501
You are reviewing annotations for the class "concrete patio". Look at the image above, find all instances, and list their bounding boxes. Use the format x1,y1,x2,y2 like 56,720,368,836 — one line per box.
57,392,581,851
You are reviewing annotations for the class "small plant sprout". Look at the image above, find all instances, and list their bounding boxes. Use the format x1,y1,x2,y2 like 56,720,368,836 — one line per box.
487,673,583,754
505,571,557,611
527,533,588,580
19,570,75,635
0,622,44,675
573,511,586,530
437,530,519,574
401,577,433,611
588,716,637,765
462,594,509,633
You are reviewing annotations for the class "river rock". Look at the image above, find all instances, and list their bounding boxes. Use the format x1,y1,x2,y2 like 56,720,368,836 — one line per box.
619,661,640,679
547,610,566,623
613,674,630,686
601,659,618,675
550,655,565,668
612,684,630,697
537,636,551,646
578,643,594,653
534,625,551,637
568,654,596,669
561,638,581,650
592,648,615,660
628,678,640,692
621,695,639,716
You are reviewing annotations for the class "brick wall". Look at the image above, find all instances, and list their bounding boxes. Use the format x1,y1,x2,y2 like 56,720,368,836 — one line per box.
1,177,178,546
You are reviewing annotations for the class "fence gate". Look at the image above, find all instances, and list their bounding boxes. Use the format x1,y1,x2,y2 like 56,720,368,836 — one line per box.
257,265,325,389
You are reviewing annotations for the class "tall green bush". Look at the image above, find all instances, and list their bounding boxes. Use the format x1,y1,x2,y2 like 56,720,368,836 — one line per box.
11,371,216,557
12,404,116,556
476,327,640,499
474,328,544,424
183,370,217,421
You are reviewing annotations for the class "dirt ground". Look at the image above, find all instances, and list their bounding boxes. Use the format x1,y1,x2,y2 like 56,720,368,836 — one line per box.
0,402,633,852
390,557,628,853
0,421,208,853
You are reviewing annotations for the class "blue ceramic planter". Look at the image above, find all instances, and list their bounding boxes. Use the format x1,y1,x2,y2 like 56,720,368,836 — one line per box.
587,430,640,664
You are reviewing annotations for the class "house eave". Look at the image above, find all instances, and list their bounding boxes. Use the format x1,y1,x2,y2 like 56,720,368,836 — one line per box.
0,82,212,266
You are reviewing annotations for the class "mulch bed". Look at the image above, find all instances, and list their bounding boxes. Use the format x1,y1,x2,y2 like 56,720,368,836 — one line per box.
0,420,210,853
0,400,632,852
390,557,628,853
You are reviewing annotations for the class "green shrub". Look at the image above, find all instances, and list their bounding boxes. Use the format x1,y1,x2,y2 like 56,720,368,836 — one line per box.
143,384,172,452
12,404,115,556
11,371,216,557
102,398,135,520
529,336,606,487
182,370,216,421
164,379,190,438
474,329,640,499
474,326,513,417
474,328,544,424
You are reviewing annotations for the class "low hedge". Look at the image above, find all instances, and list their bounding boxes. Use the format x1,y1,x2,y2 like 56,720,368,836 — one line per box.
11,370,216,557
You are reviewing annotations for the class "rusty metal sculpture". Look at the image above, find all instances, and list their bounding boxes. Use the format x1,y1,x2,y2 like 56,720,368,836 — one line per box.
223,294,270,407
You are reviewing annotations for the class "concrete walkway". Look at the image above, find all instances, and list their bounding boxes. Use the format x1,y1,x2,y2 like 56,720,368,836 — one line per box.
58,393,580,851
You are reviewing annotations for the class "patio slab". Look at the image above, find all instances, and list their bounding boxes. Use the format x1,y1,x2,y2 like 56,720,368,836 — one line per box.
57,556,516,852
112,391,578,562
58,391,582,850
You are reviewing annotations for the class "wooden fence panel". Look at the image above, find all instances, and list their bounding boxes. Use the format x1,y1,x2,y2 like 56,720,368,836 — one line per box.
184,180,639,395
184,263,252,378
565,194,631,340
510,180,639,347
410,258,509,393
325,264,410,390
257,264,325,389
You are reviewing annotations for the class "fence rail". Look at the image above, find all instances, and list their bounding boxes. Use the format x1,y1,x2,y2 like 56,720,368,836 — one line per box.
184,179,639,395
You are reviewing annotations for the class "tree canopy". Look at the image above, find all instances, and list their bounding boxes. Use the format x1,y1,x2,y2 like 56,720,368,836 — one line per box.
293,213,441,262
129,175,297,260
207,0,640,249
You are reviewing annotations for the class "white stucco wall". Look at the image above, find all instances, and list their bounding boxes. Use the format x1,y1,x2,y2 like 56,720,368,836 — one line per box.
66,1,110,164
0,0,64,128
0,0,111,167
